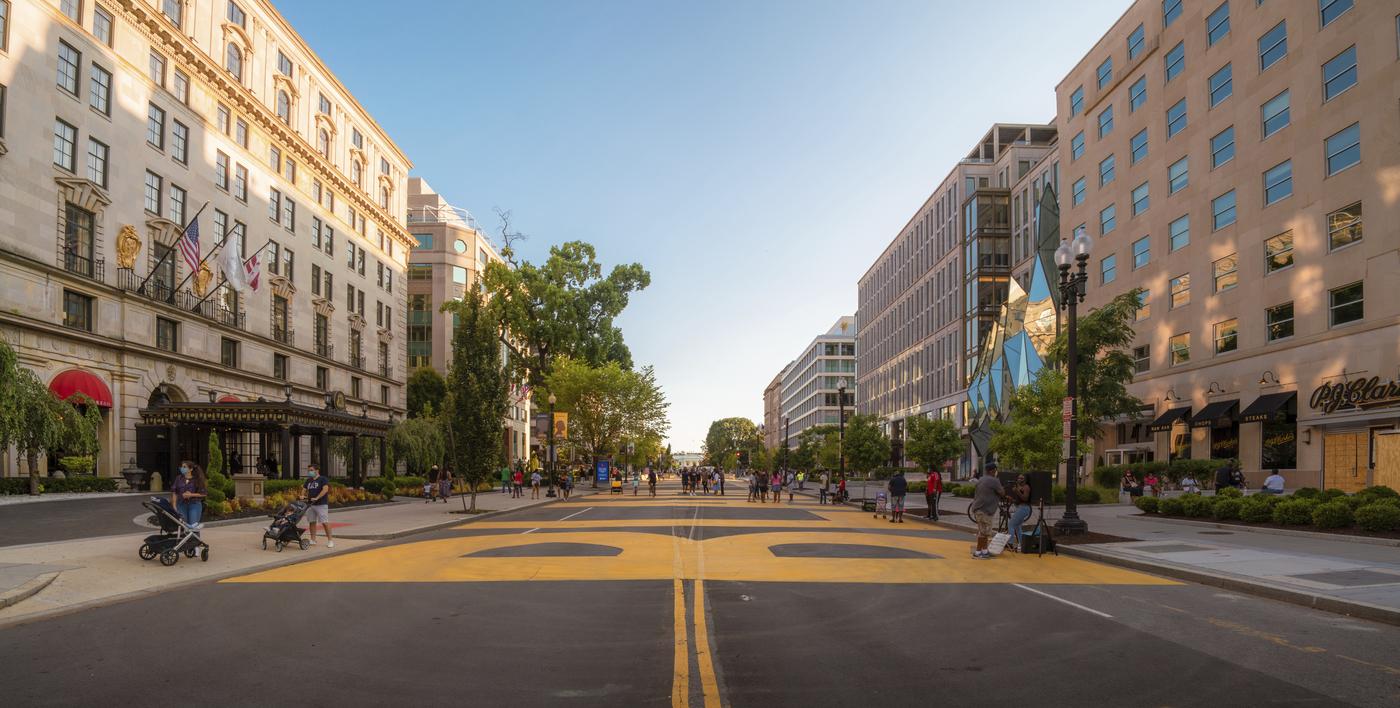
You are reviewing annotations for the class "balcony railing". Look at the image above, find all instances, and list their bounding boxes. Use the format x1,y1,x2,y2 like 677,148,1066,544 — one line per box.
116,268,246,332
315,340,333,358
379,362,392,378
273,323,294,345
349,353,365,370
60,247,104,282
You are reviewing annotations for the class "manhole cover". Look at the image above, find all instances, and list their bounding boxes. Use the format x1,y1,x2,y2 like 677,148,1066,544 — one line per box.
1197,531,1234,535
1286,569,1400,587
1132,544,1212,554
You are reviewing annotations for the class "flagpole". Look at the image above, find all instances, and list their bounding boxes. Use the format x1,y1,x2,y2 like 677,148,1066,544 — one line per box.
170,220,237,298
135,202,210,294
190,239,275,312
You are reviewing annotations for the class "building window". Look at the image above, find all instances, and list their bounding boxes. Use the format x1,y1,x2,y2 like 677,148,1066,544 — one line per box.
1165,41,1185,82
1265,231,1294,273
1131,182,1149,216
268,188,281,223
318,93,332,114
1164,0,1182,27
1207,2,1230,45
1169,274,1190,309
273,353,288,381
53,119,77,171
1263,160,1292,205
1261,90,1289,138
1213,254,1238,292
317,129,329,157
1132,236,1150,269
351,128,363,149
168,184,185,224
172,70,188,104
1096,57,1113,89
453,265,469,286
1327,202,1362,250
146,103,165,149
1099,204,1117,235
380,157,390,176
1324,123,1360,176
282,248,294,283
1133,345,1150,373
93,5,112,46
283,199,296,231
408,294,432,369
1213,319,1238,354
1322,46,1357,102
351,161,362,188
1069,86,1084,116
380,385,389,405
63,290,93,331
1320,0,1354,28
1100,254,1117,284
148,50,165,87
1212,190,1237,230
351,377,361,399
311,264,321,296
226,43,243,81
1166,99,1187,138
316,366,328,391
234,164,248,201
156,317,178,352
89,64,111,114
161,0,182,26
216,104,231,134
1168,157,1188,194
1266,302,1294,341
57,41,81,95
85,138,108,187
1329,282,1363,327
220,338,239,368
171,121,188,164
1136,290,1151,321
1098,154,1115,187
215,152,230,191
63,203,94,275
266,241,280,275
1169,333,1189,366
1128,23,1145,60
1259,21,1287,71
227,1,245,26
235,118,248,148
277,50,293,77
1130,129,1148,164
1208,63,1232,107
144,171,162,214
1128,75,1146,113
1210,126,1234,168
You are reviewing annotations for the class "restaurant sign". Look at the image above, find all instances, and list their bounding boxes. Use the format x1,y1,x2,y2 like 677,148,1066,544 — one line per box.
1310,377,1400,415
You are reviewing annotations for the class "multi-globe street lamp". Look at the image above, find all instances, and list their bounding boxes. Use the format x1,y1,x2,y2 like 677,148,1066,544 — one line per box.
837,379,848,493
547,392,557,490
1054,226,1094,535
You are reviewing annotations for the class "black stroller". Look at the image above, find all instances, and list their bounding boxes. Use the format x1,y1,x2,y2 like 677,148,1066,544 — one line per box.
140,496,210,566
262,500,311,552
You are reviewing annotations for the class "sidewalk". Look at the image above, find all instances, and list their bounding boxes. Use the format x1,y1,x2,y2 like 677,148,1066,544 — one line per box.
816,485,1400,625
0,488,587,627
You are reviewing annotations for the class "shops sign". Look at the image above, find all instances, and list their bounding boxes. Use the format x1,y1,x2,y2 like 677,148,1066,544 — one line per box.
1309,377,1400,415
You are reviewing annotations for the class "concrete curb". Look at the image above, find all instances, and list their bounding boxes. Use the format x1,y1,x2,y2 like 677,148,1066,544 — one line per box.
1124,513,1400,548
1058,544,1400,628
0,572,61,610
336,492,588,540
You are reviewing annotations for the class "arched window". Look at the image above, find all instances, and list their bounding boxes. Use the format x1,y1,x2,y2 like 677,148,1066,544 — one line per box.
380,186,389,209
225,43,243,81
276,91,291,124
351,160,362,188
317,129,329,157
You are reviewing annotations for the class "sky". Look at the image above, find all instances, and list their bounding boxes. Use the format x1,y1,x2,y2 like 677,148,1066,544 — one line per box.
279,0,1130,451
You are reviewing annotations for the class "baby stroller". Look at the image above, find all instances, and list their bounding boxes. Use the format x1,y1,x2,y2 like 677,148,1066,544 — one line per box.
262,500,311,552
139,496,209,566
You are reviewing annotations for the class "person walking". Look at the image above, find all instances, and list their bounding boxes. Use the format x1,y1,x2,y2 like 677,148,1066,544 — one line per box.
797,471,806,491
701,471,710,495
512,468,525,498
171,460,207,531
925,467,943,520
439,466,453,503
631,471,640,496
648,468,657,497
303,464,333,548
426,465,441,503
771,470,782,504
886,469,908,522
788,470,796,503
819,470,831,505
970,465,1005,559
715,469,725,496
530,470,543,499
1006,474,1032,550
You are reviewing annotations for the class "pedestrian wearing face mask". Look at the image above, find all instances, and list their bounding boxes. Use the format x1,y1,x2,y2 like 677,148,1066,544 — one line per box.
303,464,334,548
170,460,207,531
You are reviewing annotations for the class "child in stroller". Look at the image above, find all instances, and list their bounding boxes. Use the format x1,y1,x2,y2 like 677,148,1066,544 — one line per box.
263,500,311,552
139,496,209,566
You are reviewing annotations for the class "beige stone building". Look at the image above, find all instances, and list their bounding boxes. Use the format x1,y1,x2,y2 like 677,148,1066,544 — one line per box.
762,367,785,451
404,178,530,465
1057,0,1400,489
0,0,413,481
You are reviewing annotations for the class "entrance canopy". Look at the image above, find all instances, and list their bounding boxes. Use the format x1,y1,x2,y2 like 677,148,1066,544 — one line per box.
1191,400,1239,429
1241,391,1296,422
49,369,113,408
139,399,392,437
1149,406,1192,433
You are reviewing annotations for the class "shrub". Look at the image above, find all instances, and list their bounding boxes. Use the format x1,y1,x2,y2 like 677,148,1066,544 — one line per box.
204,499,230,517
0,478,32,495
1272,498,1316,526
1354,486,1399,508
207,471,235,499
1216,486,1243,499
1240,497,1274,523
1292,487,1320,499
264,479,305,496
40,476,119,493
58,456,95,475
1134,496,1160,514
951,484,975,498
1051,485,1066,504
363,477,399,499
1159,496,1186,516
205,487,227,504
1213,498,1242,520
1075,487,1101,504
1311,501,1354,529
1355,503,1400,533
905,481,926,494
1321,488,1348,502
1181,494,1214,518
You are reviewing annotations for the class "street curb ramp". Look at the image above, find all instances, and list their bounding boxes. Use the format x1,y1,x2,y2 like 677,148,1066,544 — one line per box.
0,572,61,611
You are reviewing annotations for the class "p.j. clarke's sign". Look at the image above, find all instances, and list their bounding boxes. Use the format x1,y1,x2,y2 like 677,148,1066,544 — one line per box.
1310,376,1400,415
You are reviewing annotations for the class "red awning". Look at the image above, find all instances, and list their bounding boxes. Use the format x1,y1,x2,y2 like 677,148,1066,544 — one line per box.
217,395,241,403
48,369,113,408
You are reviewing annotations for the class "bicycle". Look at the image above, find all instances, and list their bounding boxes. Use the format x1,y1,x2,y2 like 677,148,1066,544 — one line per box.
966,497,1012,533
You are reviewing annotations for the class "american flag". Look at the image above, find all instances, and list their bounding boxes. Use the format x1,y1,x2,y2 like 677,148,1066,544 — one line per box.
178,218,201,273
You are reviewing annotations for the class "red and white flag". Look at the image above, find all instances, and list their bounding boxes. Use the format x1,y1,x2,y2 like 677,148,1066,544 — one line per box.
243,253,261,293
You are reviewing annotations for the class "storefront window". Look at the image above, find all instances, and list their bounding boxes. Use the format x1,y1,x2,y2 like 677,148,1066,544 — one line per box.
1211,423,1239,461
1261,416,1297,469
1171,424,1191,460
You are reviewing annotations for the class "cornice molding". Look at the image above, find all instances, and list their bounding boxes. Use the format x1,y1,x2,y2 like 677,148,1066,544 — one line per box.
313,298,335,317
348,313,366,332
273,72,299,100
269,275,296,299
314,112,336,137
146,217,183,246
377,327,393,341
55,177,112,213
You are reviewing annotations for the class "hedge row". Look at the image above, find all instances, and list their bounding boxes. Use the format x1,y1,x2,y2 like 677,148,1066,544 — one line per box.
1135,485,1400,532
1094,459,1231,489
945,482,1109,504
0,476,120,495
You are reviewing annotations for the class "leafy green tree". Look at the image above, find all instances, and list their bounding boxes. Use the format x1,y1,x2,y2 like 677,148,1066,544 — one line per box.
387,414,446,476
703,418,759,471
0,341,101,493
331,436,380,486
843,414,891,476
1047,289,1146,439
547,357,669,475
442,283,510,512
988,367,1065,473
405,367,447,419
905,416,963,473
207,432,223,479
482,241,650,387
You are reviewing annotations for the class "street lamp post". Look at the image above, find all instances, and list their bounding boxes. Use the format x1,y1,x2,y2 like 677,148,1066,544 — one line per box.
547,393,557,491
837,380,848,497
1054,226,1093,535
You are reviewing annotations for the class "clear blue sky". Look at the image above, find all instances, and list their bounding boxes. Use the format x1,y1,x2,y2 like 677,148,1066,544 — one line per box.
280,0,1129,451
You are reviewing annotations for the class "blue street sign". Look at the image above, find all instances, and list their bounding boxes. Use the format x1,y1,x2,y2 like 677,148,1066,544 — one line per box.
595,459,610,482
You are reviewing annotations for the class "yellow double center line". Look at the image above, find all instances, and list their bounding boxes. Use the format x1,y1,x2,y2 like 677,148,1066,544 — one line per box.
672,506,721,708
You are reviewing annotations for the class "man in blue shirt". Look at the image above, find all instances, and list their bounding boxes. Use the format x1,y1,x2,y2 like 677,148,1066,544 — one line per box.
303,464,333,548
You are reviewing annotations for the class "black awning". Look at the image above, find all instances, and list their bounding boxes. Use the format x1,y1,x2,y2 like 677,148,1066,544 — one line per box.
1149,406,1192,432
1241,391,1297,423
1190,400,1239,428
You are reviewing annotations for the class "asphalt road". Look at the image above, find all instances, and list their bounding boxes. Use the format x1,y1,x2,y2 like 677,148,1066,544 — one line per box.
0,496,152,547
1,483,1396,707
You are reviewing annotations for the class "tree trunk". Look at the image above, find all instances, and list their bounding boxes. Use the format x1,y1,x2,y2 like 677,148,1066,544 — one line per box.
469,488,478,513
27,449,40,496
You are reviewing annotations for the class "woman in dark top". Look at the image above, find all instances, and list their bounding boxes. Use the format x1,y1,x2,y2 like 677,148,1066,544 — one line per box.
1007,474,1032,549
171,460,208,529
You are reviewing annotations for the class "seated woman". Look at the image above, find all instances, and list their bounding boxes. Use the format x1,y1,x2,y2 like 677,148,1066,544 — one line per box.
1006,474,1032,549
1121,471,1143,500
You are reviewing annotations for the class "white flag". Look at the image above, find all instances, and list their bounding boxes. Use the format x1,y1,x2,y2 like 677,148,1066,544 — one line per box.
219,239,248,293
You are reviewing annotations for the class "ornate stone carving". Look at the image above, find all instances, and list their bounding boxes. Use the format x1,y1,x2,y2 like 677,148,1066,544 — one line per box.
377,327,393,341
116,226,142,269
270,275,296,299
166,365,177,382
146,217,183,246
272,73,299,100
348,313,366,332
55,177,112,213
221,22,253,54
313,298,335,317
314,112,337,137
193,263,213,296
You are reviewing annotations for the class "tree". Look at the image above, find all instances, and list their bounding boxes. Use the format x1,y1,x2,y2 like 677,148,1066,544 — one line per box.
405,367,447,419
1047,289,1146,438
331,436,379,486
988,367,1066,473
387,414,446,476
443,283,510,512
905,416,963,473
843,414,891,476
546,357,670,471
482,241,650,388
702,418,759,471
0,340,100,494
